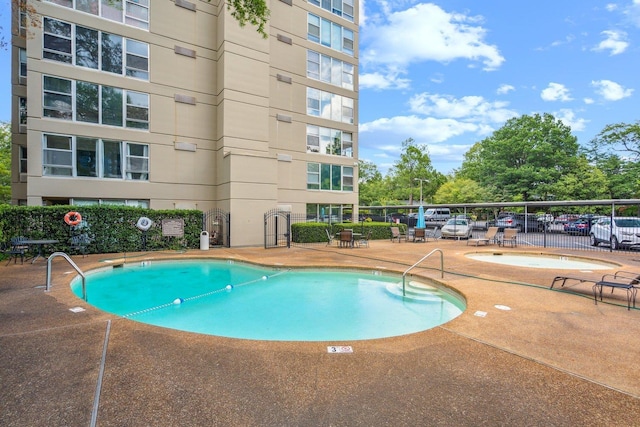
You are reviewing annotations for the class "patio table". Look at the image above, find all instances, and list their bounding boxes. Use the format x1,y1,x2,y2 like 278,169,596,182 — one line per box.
23,239,59,263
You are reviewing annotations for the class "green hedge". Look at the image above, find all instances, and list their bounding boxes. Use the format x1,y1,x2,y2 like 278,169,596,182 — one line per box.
0,205,202,254
290,222,406,243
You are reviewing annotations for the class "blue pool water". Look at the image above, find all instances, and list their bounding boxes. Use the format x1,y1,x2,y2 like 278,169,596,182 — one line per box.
71,260,465,341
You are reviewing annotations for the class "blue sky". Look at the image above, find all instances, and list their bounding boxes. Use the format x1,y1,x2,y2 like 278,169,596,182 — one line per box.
1,1,639,175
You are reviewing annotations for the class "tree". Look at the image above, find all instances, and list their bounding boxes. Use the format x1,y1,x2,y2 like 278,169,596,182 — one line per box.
0,123,11,204
433,178,492,204
589,121,640,159
549,156,610,200
387,138,444,204
458,113,580,201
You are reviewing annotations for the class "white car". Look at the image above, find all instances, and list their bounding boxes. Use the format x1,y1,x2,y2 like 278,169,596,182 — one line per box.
440,218,473,239
590,217,640,250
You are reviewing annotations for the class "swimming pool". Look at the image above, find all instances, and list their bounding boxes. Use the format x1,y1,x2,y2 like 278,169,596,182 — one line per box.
465,252,616,270
71,260,465,341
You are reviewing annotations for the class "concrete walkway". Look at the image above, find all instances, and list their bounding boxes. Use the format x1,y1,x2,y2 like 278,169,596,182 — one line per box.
1,239,639,426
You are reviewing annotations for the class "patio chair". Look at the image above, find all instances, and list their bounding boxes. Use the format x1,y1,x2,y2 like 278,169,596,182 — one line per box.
593,271,640,310
5,236,28,265
70,233,91,257
413,228,426,242
390,226,406,243
358,230,372,248
325,228,335,246
339,230,354,248
425,226,440,241
498,228,518,247
467,227,498,246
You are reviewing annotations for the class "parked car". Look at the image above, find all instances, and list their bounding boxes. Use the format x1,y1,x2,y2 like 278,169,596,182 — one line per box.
424,208,451,222
494,213,546,232
590,217,640,250
440,218,473,239
554,214,580,224
564,218,592,235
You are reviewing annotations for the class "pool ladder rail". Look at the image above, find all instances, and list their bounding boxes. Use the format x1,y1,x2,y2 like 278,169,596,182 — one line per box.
402,248,444,297
46,252,87,301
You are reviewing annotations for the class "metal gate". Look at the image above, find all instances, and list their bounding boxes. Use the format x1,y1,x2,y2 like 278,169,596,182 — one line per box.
203,208,230,248
264,209,290,249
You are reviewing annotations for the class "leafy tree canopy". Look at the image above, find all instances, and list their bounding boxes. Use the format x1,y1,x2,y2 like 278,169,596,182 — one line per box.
458,113,579,201
0,123,11,204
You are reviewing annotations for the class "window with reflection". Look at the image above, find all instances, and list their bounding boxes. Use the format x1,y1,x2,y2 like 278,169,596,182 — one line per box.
306,88,354,124
44,134,148,180
76,137,98,177
306,125,353,157
307,162,353,192
101,86,123,126
43,76,73,119
19,146,28,174
307,50,354,90
43,17,148,80
308,0,354,22
19,49,27,79
126,0,149,29
43,134,73,176
76,26,99,69
307,14,354,56
101,33,123,74
76,81,99,123
43,17,72,63
19,97,27,129
42,75,148,129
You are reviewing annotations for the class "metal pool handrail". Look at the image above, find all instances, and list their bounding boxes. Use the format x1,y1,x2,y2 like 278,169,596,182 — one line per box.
402,248,444,296
46,252,87,301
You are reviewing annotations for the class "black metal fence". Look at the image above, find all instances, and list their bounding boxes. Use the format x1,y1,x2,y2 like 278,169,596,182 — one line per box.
292,199,640,254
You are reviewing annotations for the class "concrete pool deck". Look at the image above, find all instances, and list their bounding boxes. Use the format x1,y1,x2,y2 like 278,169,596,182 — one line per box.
1,239,639,426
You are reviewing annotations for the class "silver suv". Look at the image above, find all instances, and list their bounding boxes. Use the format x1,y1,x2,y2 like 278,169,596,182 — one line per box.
590,217,640,250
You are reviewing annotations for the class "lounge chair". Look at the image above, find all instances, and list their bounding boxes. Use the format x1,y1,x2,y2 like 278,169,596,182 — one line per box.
467,227,498,246
498,228,518,247
390,226,406,243
593,271,639,310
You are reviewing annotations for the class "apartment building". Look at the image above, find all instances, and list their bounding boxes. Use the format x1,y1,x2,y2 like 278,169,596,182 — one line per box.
11,0,358,246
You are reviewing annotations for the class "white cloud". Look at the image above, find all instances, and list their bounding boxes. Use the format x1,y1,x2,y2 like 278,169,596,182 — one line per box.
583,97,595,104
591,79,634,100
359,72,411,90
593,30,629,55
408,93,517,123
496,84,515,95
360,116,480,143
360,3,504,73
541,83,573,102
553,109,588,131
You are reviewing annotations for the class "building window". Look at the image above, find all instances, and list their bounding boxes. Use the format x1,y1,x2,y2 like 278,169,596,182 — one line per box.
43,17,72,63
76,26,99,69
42,75,148,129
125,143,149,180
19,146,28,174
43,133,149,180
308,0,354,22
19,48,27,80
101,33,123,74
43,17,149,80
306,125,352,157
43,134,73,176
307,162,353,192
43,76,73,120
125,39,149,79
125,92,149,129
72,198,149,207
45,0,149,30
307,50,354,90
19,10,27,36
76,81,99,123
19,97,27,131
125,0,150,29
308,14,354,56
306,88,354,124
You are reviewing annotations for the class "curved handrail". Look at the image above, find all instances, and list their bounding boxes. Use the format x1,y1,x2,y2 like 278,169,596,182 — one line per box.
46,252,87,301
402,248,444,296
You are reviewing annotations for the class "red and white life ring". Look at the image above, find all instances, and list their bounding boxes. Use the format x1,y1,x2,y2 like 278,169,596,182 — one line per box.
64,211,82,226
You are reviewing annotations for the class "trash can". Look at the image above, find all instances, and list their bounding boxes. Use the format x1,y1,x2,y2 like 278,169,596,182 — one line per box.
200,231,209,250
